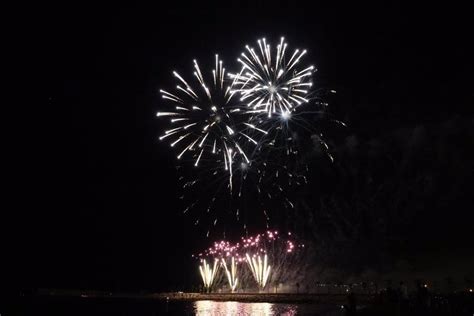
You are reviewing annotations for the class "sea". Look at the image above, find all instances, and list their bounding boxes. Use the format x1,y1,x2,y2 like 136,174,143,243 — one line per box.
10,297,343,315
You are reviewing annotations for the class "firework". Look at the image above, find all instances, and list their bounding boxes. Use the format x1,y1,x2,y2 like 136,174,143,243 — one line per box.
206,240,241,259
230,37,314,118
222,257,239,292
157,55,258,191
199,259,219,291
156,38,343,235
240,230,296,253
239,230,306,290
195,230,305,291
246,253,271,290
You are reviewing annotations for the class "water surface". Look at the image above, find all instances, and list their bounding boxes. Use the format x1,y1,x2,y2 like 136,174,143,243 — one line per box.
12,296,340,315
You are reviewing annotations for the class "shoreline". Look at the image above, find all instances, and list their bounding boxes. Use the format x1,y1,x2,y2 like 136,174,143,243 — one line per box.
153,292,373,303
31,290,372,304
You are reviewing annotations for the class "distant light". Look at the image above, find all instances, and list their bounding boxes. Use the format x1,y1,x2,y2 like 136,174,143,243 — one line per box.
470,288,473,292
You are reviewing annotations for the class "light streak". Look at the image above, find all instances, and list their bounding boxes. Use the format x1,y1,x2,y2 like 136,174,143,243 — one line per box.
246,253,271,290
199,259,219,290
222,257,238,292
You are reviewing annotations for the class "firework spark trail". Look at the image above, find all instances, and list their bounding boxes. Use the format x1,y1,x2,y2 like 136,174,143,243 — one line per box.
239,231,305,289
229,37,314,118
199,259,219,289
246,253,271,290
221,257,238,292
157,55,258,192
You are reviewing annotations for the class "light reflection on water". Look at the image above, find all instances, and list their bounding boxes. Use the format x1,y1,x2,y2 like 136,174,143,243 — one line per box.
194,300,297,316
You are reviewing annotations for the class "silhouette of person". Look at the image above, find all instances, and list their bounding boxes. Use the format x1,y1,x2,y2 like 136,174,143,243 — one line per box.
398,281,409,312
345,291,357,316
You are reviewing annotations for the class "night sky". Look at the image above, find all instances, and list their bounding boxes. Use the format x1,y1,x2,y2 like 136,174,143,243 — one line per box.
6,2,474,293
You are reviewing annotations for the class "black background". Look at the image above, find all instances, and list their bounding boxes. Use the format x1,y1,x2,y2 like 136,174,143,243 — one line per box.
5,1,473,292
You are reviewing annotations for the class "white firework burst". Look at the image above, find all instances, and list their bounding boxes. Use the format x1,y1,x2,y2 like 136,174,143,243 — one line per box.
229,37,315,118
155,39,343,234
157,55,262,191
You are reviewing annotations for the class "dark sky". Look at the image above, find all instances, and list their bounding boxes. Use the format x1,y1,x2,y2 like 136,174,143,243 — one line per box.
6,2,473,292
